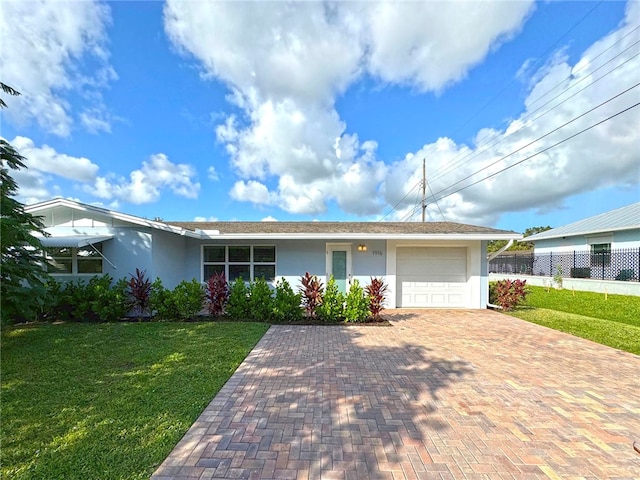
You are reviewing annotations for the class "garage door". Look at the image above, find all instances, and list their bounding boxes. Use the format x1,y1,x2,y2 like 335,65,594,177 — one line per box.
396,247,467,307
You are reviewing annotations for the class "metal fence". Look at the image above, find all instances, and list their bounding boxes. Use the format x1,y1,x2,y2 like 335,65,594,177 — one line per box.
489,248,640,282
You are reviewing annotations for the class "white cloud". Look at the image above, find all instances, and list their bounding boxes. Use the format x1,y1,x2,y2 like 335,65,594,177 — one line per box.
80,107,112,134
166,0,637,222
9,136,99,182
194,216,218,222
5,136,202,206
164,0,534,216
3,135,98,204
385,1,640,224
207,166,219,181
363,1,534,92
0,0,115,136
230,180,275,206
88,153,201,204
261,216,278,222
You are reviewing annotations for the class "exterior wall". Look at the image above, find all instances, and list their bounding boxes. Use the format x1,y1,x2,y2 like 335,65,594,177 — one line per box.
184,238,387,291
152,230,186,289
489,273,640,296
385,239,484,309
613,228,640,248
534,228,640,253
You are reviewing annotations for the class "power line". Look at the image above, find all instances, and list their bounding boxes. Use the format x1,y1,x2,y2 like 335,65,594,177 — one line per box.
429,0,606,149
426,179,446,221
379,179,421,221
430,101,640,205
427,35,640,185
429,82,639,200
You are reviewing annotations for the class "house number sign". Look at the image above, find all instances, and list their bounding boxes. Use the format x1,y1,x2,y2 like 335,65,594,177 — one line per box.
371,250,384,256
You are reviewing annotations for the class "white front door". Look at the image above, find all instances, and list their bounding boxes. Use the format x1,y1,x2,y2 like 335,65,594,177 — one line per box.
326,244,352,293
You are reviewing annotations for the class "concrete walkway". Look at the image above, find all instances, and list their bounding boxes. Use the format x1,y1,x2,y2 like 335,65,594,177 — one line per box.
152,310,640,479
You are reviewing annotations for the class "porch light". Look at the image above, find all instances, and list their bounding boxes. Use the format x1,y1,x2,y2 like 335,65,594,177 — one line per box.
358,244,367,252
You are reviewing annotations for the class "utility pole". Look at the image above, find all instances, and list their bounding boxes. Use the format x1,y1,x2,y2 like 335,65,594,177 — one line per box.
421,158,426,222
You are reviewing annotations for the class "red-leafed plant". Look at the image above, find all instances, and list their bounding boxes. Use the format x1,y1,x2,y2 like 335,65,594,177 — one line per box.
365,277,388,319
300,272,324,318
206,271,228,316
494,279,528,311
129,268,151,317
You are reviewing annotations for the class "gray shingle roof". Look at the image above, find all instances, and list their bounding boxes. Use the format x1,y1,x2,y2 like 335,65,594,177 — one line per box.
167,221,517,236
526,202,640,241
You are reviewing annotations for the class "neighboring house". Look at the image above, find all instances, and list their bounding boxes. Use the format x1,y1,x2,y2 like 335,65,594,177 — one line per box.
525,202,640,280
25,198,520,309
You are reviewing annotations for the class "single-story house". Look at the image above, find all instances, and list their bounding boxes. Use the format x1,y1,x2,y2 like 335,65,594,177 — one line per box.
25,198,521,309
525,202,640,280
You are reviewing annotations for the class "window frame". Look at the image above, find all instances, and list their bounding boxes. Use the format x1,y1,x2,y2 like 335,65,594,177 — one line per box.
202,245,276,283
590,242,611,267
44,243,105,275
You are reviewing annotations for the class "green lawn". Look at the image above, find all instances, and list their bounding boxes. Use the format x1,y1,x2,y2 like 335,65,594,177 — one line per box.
507,286,640,355
1,321,269,480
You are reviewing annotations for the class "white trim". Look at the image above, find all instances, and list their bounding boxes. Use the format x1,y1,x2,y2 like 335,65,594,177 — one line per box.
203,233,520,241
36,234,114,248
586,234,614,245
26,198,203,239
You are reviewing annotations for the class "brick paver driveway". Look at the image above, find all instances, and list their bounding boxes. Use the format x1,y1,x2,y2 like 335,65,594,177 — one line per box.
152,310,640,479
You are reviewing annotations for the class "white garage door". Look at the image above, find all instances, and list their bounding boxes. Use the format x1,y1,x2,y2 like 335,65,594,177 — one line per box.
396,247,468,307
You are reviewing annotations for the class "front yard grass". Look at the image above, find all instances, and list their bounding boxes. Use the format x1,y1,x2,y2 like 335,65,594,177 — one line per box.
1,321,269,480
507,286,640,355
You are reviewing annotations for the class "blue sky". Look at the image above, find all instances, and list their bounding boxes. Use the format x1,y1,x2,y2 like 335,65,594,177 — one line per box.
2,0,638,232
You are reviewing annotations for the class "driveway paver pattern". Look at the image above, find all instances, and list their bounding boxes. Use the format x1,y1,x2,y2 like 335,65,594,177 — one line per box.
152,310,640,479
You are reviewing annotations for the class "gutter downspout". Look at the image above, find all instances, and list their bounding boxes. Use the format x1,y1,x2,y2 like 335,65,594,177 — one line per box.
486,239,515,309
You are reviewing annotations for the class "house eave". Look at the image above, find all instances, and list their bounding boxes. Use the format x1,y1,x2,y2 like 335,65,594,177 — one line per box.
198,233,522,241
529,225,640,242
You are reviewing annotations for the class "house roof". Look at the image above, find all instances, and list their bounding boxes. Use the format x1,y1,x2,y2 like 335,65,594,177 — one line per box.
526,202,640,242
25,198,204,239
168,221,519,240
25,198,520,241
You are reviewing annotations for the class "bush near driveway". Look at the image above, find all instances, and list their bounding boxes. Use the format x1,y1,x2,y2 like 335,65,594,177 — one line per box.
0,322,269,480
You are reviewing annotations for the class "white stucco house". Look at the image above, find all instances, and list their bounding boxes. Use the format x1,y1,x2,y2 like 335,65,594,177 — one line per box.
525,202,640,281
25,198,521,309
526,202,640,253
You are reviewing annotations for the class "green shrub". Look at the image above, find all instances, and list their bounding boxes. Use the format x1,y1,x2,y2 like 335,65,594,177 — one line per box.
149,278,205,321
149,278,179,320
272,278,303,322
226,277,251,320
248,277,274,322
172,279,205,321
40,275,130,322
317,275,344,322
344,279,370,323
88,275,131,322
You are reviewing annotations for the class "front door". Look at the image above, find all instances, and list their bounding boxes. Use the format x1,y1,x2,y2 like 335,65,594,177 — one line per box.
326,244,352,293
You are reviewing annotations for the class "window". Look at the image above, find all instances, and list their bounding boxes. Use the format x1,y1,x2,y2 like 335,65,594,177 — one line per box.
590,243,611,267
46,244,104,274
203,245,276,282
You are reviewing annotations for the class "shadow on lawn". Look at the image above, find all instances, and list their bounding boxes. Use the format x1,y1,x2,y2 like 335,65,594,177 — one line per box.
152,325,474,479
